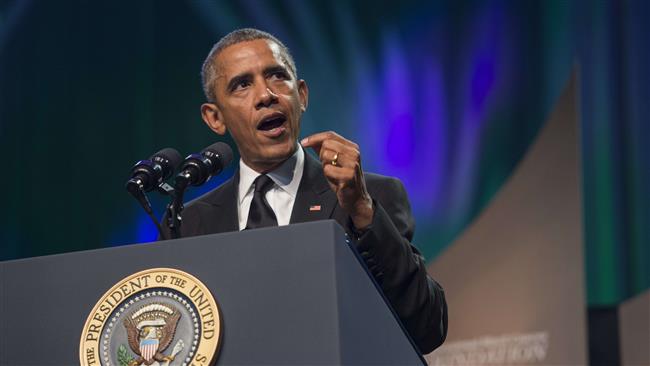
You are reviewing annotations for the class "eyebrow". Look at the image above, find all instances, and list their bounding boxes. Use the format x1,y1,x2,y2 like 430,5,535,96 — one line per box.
263,65,290,78
226,73,252,92
225,65,292,92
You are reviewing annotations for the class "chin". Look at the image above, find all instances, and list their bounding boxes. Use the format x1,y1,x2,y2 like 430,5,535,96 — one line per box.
263,142,296,161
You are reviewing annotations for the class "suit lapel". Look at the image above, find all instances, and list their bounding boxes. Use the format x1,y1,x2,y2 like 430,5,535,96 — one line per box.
290,151,338,224
202,152,337,231
204,171,240,233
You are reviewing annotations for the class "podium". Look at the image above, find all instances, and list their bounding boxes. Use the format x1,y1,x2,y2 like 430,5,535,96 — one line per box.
0,220,425,365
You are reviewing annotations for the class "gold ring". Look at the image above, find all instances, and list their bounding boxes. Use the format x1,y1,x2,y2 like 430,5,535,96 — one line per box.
331,152,339,166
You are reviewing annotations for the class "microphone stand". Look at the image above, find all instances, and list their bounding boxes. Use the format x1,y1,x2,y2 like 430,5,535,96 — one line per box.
165,173,191,240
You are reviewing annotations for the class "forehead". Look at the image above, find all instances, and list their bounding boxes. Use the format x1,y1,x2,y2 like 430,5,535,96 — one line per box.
215,39,287,79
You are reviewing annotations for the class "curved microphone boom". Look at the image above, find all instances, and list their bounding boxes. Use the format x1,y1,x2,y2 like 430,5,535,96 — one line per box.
125,147,182,240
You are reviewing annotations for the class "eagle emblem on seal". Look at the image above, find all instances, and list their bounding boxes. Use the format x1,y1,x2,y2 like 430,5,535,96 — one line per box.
122,303,185,366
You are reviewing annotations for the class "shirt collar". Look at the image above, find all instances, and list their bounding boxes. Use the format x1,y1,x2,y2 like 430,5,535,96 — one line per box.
238,144,305,204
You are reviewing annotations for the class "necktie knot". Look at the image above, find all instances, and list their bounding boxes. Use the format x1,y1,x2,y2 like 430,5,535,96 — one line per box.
254,174,275,194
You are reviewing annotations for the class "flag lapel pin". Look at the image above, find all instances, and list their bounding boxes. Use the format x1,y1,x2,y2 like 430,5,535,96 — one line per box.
309,205,321,212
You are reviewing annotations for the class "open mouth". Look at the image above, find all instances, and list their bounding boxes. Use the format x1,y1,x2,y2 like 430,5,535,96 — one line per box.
257,114,287,131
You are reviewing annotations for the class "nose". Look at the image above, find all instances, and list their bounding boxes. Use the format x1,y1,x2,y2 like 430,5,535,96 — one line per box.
254,83,279,110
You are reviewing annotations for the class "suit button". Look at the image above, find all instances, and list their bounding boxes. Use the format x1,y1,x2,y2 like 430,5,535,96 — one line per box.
375,272,384,284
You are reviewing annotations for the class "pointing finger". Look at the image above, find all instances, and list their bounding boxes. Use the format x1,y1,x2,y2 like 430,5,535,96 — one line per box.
300,131,343,153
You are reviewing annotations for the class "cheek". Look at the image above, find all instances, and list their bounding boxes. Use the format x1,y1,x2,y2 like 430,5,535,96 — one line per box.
271,79,293,92
223,103,256,137
280,91,301,114
290,97,304,124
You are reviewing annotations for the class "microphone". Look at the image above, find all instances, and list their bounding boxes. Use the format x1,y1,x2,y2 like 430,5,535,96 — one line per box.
125,148,183,194
166,142,232,239
125,147,182,240
175,142,233,189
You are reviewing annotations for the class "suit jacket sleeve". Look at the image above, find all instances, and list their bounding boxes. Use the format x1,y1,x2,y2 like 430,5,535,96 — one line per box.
352,177,448,354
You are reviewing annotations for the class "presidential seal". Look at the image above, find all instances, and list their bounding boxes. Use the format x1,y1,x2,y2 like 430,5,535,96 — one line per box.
80,268,220,366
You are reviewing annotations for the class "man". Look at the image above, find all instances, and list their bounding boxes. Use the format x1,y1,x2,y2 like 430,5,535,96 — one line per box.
177,28,447,354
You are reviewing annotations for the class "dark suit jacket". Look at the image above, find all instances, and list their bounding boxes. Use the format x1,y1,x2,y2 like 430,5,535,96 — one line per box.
166,152,448,354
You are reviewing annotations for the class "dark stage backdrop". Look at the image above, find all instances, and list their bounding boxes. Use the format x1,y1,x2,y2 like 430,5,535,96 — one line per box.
0,0,648,307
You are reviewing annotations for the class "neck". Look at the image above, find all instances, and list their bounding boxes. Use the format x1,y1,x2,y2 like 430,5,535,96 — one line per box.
245,159,286,174
241,144,299,174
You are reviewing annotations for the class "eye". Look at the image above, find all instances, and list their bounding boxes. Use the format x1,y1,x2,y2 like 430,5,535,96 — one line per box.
233,79,251,91
269,71,289,81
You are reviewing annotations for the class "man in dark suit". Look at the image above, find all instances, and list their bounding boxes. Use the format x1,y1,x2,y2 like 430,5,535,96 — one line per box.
179,28,447,354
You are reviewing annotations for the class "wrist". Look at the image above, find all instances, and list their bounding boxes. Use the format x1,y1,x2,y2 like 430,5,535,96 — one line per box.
350,195,374,230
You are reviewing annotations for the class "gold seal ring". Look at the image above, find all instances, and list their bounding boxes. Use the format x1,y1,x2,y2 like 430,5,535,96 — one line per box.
331,152,339,166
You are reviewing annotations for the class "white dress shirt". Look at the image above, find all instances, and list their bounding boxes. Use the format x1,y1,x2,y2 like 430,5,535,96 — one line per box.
237,146,305,230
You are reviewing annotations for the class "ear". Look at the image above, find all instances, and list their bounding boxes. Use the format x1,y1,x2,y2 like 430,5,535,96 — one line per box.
297,79,309,112
201,103,227,135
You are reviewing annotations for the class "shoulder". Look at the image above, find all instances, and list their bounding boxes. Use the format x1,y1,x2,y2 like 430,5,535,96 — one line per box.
178,174,237,223
182,174,237,214
165,175,237,238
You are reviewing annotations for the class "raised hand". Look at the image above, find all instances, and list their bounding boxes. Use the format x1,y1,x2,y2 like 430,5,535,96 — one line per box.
301,131,373,230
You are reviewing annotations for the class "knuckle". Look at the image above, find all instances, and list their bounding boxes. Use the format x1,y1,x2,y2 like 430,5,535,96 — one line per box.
329,131,343,140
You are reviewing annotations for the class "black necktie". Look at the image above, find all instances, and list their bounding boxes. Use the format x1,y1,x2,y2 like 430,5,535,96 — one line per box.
245,174,278,229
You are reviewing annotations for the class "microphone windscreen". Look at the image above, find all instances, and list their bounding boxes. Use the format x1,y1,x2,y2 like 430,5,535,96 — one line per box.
202,142,233,168
151,147,183,178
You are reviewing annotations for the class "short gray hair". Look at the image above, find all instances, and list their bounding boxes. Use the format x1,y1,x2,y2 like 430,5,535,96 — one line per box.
201,28,298,103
